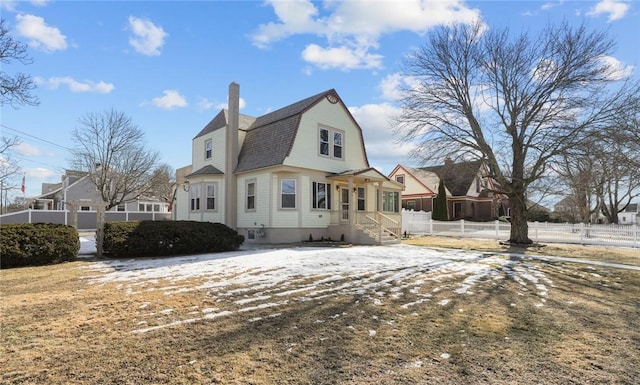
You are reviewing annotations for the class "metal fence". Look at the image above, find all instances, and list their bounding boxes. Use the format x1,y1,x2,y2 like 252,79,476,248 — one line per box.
402,209,639,248
0,209,172,231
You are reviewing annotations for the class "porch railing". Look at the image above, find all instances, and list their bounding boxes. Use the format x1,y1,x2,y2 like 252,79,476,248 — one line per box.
330,210,401,243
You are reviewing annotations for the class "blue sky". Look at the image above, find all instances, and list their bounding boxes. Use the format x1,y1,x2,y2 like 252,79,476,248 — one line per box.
1,0,638,199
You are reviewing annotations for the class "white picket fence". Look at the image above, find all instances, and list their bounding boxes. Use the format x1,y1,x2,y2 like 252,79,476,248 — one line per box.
401,209,639,248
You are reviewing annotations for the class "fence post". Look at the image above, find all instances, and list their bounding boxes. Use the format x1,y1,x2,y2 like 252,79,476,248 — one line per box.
429,218,433,235
461,219,465,236
534,221,539,243
495,220,499,240
635,224,638,248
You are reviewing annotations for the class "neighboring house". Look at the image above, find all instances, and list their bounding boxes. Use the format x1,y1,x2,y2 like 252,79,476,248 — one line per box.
173,83,403,244
32,169,170,213
389,160,506,220
618,203,639,224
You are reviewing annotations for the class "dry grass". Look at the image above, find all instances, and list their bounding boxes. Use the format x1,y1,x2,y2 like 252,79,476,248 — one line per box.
1,240,639,385
404,235,640,266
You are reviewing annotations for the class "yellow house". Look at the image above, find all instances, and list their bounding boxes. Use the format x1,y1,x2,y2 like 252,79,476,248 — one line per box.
174,83,403,244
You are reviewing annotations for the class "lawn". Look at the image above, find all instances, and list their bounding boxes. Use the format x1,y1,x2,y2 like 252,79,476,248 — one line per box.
1,237,639,384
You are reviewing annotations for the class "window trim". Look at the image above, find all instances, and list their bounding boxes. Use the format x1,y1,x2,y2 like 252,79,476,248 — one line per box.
280,178,297,209
318,125,345,160
205,183,217,211
246,179,256,211
205,139,213,160
357,187,365,211
190,184,201,211
395,175,405,185
312,181,332,210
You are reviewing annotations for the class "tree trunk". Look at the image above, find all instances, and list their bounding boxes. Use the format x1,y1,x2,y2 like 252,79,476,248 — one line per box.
509,188,532,245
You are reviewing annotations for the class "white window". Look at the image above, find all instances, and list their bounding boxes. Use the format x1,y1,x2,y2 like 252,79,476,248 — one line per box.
312,182,331,210
333,131,343,159
246,181,256,211
380,191,400,213
281,179,296,209
319,128,330,156
117,204,125,212
139,203,145,211
206,184,216,210
153,204,160,212
190,184,200,211
319,126,344,159
357,187,365,211
205,139,212,160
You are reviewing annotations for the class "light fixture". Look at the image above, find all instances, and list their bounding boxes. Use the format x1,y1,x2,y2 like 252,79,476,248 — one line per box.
182,181,190,192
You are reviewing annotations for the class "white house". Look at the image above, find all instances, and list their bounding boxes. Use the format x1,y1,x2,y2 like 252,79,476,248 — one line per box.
174,83,403,244
618,203,639,224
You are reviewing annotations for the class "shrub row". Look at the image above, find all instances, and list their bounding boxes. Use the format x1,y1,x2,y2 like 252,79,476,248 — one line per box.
102,220,244,258
0,223,79,269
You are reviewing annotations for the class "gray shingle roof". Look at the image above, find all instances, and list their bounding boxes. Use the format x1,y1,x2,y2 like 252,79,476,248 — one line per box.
419,160,483,196
186,164,224,177
236,89,346,173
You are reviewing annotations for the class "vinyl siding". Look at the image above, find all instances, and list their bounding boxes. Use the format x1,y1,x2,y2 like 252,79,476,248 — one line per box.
237,172,271,228
284,98,368,173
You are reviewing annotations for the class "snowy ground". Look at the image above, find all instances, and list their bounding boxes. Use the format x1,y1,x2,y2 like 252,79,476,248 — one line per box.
78,236,569,334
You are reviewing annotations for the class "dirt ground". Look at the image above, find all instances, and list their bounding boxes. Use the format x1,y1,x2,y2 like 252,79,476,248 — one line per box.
1,237,639,384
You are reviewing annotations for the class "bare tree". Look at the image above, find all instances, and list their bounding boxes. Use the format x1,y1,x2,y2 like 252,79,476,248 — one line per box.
148,163,175,204
0,18,38,108
0,136,21,185
394,20,639,244
69,109,160,210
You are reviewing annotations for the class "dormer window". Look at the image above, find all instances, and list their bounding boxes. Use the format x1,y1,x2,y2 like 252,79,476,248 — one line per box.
205,139,212,160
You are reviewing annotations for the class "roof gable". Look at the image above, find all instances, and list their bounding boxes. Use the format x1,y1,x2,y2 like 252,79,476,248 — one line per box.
236,89,352,173
419,160,483,196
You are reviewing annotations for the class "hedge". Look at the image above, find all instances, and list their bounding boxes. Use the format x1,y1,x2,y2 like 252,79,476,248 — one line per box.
102,220,244,258
0,223,79,269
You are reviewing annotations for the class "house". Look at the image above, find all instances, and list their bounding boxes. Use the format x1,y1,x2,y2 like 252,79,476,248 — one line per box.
32,169,170,213
388,160,506,220
173,83,403,244
618,203,639,224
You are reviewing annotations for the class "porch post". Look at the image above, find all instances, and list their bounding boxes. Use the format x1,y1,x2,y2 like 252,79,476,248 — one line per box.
348,177,355,242
377,181,383,241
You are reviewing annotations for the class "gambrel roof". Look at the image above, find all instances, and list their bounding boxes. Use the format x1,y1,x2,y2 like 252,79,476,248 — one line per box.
192,89,370,174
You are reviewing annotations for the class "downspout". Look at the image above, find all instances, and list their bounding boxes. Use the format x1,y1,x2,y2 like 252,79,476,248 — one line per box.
225,82,240,229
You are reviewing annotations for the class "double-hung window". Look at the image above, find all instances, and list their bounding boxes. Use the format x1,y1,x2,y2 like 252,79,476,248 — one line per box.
281,179,296,209
378,190,400,213
190,184,200,211
312,182,331,210
246,181,256,211
319,127,344,159
206,184,216,210
357,187,365,211
205,139,212,160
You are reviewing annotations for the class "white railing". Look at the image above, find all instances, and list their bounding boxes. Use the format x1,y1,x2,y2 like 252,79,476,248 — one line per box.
402,209,639,248
330,210,401,243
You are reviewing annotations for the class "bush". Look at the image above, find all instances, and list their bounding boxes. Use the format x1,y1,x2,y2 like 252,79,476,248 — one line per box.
0,223,79,269
102,221,244,258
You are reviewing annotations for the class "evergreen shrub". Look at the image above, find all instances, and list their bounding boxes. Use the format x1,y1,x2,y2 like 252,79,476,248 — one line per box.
0,223,79,269
102,220,244,258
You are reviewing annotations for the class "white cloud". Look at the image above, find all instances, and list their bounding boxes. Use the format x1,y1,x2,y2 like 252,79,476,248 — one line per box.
541,1,564,11
26,167,59,180
587,0,630,21
214,97,247,111
15,14,67,52
14,142,41,157
252,0,482,71
599,55,635,80
30,0,49,6
152,90,187,110
128,16,168,56
349,102,416,173
35,76,115,93
197,97,215,111
301,44,383,70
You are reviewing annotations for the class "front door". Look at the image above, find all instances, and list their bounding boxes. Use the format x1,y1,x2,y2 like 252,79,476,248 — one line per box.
341,187,350,222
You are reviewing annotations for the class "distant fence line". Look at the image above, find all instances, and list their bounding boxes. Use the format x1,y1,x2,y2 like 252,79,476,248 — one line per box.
402,209,639,248
0,209,171,231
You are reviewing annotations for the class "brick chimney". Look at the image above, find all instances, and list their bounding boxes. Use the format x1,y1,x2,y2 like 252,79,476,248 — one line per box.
225,82,239,229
